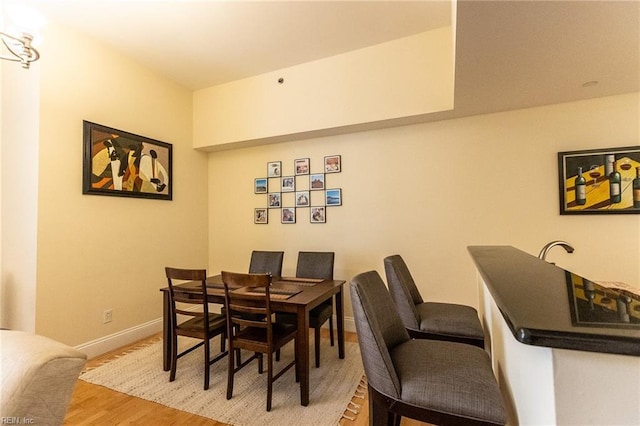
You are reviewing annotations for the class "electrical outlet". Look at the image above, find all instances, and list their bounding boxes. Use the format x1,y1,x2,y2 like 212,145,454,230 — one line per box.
103,309,113,324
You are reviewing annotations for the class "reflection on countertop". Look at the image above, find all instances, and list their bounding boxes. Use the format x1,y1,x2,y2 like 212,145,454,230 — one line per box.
566,271,640,328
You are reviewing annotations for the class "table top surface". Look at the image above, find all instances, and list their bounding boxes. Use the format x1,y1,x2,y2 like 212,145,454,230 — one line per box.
161,275,345,309
468,245,640,356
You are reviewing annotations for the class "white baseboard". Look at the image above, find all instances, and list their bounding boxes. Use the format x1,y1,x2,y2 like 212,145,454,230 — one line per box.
75,315,356,360
75,318,163,359
326,315,356,334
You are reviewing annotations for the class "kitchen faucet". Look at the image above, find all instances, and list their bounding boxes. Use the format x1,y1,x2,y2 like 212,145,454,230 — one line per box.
538,240,575,261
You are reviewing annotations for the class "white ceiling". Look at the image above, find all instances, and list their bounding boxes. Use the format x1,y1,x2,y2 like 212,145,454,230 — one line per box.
28,0,452,90
17,0,640,122
449,0,640,120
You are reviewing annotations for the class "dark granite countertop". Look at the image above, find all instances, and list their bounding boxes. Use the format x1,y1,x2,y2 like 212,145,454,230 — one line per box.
468,245,640,356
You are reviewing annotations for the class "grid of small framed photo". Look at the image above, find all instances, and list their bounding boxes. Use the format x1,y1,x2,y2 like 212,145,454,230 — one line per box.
254,155,341,224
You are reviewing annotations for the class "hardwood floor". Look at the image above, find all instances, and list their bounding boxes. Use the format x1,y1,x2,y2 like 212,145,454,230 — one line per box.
64,330,428,425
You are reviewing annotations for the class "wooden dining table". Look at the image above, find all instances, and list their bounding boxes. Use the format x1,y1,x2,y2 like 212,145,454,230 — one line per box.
159,275,346,406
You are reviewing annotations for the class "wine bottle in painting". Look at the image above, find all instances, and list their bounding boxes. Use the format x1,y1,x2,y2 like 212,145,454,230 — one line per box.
604,154,615,177
575,167,586,205
633,166,640,208
609,160,621,204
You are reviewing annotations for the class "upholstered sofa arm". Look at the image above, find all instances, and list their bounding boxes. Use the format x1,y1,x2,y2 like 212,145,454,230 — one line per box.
1,330,87,425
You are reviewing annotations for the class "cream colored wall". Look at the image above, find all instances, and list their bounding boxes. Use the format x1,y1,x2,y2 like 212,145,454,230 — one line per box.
207,92,640,319
0,64,40,332
34,23,208,346
0,30,40,330
13,18,638,351
194,27,454,148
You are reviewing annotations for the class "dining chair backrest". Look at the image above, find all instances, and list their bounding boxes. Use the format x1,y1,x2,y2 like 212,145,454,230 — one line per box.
165,266,229,390
221,270,297,411
383,255,423,330
165,267,209,324
350,270,410,399
249,251,284,276
221,271,274,346
296,251,334,280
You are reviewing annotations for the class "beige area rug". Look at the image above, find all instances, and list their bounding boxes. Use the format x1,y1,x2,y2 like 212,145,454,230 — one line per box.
80,336,364,425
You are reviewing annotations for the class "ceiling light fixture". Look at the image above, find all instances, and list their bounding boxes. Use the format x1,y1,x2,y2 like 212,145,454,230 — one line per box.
0,31,40,69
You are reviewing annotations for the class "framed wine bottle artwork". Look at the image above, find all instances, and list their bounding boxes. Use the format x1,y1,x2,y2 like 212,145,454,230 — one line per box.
558,146,640,214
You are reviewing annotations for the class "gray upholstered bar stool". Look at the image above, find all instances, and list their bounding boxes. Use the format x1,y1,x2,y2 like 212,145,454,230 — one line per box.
350,271,506,426
384,254,485,348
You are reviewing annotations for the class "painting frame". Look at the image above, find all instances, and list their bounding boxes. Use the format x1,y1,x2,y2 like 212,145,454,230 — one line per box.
254,208,268,224
281,176,295,192
295,190,310,207
82,121,172,200
325,188,342,206
310,206,326,223
558,146,640,215
295,158,310,175
254,178,268,194
267,161,282,177
267,192,281,208
310,173,325,190
324,155,341,173
281,207,296,224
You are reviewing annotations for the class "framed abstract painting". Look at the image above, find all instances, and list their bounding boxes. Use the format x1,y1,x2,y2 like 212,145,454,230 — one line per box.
83,121,172,200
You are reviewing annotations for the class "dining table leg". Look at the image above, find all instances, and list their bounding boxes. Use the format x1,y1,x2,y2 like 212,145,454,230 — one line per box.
296,306,310,406
335,286,345,359
162,291,171,371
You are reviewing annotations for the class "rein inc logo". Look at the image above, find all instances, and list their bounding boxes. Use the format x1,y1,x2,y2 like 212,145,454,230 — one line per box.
1,418,34,424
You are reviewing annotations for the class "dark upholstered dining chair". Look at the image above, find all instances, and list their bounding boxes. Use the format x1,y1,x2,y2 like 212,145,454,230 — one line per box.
221,271,298,411
276,251,335,367
249,250,284,276
165,267,228,390
350,271,506,426
222,250,286,368
384,255,485,348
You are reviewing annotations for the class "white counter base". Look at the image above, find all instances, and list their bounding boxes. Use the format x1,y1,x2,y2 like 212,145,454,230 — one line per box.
479,276,640,425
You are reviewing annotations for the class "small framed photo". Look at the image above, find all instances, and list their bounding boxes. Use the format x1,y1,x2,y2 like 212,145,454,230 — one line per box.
324,155,341,173
267,161,282,177
281,176,295,192
295,158,310,175
254,178,268,194
268,193,281,208
281,207,296,224
295,191,310,207
310,206,326,223
310,173,325,190
326,188,342,206
254,208,268,224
